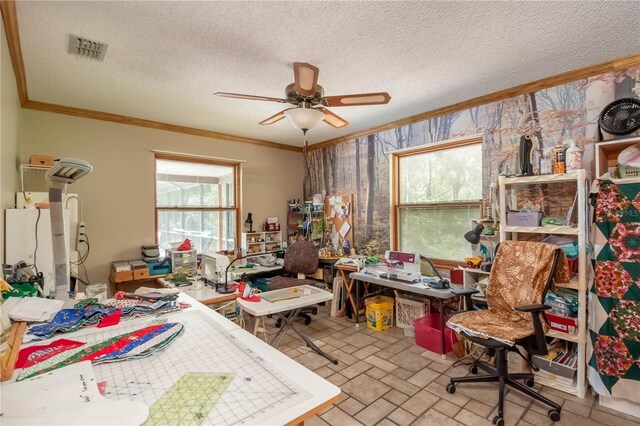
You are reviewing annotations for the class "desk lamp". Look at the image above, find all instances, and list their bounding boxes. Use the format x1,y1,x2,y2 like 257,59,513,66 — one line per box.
46,158,93,297
245,212,254,233
464,224,495,262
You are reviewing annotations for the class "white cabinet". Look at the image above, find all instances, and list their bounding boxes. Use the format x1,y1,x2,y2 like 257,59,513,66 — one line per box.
241,231,282,255
499,170,588,398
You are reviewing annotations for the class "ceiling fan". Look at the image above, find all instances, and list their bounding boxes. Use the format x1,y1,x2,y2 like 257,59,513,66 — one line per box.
214,62,391,148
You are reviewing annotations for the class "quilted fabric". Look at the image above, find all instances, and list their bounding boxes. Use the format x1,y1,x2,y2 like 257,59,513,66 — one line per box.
448,241,567,346
588,179,640,402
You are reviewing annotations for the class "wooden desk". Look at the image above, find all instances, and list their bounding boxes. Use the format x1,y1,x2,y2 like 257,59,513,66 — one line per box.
335,264,369,324
3,293,340,425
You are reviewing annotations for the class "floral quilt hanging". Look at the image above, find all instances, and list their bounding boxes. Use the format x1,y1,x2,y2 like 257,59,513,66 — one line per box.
588,179,640,403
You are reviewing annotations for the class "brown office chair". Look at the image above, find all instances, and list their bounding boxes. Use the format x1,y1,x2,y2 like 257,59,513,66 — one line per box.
270,240,320,325
446,241,570,426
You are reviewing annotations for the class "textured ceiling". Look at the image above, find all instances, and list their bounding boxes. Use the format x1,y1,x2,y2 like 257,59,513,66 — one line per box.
15,1,640,147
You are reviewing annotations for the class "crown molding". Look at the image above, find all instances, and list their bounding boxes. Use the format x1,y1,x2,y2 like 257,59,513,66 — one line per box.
309,53,640,151
1,0,302,153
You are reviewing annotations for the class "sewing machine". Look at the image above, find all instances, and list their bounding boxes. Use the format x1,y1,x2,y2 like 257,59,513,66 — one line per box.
200,252,230,284
383,250,422,282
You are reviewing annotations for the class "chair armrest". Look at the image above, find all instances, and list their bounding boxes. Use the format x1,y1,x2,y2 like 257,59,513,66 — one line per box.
515,304,551,313
451,288,480,312
515,304,551,355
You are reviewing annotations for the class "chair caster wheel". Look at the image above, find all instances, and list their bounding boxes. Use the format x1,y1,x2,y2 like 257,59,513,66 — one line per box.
304,317,311,325
312,307,318,315
492,416,504,426
547,409,561,421
446,384,456,394
275,320,282,328
469,364,478,374
524,378,534,387
332,360,339,365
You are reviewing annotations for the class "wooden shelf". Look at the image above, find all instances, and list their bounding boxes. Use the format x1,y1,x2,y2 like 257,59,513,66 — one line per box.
502,225,579,235
546,330,580,343
502,170,585,185
533,375,579,396
556,277,579,290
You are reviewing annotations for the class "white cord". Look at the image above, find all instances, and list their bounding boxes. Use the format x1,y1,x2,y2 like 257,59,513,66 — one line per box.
64,195,84,222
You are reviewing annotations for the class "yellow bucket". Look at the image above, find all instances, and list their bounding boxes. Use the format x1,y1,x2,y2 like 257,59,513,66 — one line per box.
365,296,394,331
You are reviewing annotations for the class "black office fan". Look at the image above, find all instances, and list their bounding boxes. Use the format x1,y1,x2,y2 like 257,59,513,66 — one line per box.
598,97,640,141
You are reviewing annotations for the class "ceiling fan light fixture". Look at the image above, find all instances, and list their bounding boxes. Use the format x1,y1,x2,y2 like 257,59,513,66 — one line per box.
284,107,325,131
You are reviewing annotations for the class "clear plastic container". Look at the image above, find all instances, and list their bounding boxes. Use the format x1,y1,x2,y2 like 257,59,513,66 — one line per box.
86,283,107,302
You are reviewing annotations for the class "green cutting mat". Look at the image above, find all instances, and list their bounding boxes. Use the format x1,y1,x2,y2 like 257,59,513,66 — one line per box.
143,372,234,425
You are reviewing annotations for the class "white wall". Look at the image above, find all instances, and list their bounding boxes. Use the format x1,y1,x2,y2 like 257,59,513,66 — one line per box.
1,17,23,264
20,109,303,283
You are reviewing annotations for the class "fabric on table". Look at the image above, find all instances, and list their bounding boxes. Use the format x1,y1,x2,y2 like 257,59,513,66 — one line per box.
588,179,640,403
98,309,122,328
15,338,84,369
448,241,566,346
17,322,184,381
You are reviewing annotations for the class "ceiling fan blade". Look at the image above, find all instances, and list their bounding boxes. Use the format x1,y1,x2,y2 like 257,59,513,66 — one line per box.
293,62,319,97
317,107,349,128
214,92,287,103
259,110,287,125
322,92,391,107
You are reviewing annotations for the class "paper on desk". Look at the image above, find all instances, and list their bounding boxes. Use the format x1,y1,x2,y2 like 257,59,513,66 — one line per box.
328,196,336,206
330,208,337,218
0,361,149,425
3,297,64,322
339,222,351,238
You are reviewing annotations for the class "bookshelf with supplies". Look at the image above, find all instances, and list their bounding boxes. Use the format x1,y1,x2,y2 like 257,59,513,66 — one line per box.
241,231,282,255
498,170,588,398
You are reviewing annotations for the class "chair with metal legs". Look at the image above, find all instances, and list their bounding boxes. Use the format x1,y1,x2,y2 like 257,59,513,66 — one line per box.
446,241,571,426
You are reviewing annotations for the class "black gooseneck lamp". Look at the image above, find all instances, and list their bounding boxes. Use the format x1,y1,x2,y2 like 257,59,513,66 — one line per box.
464,224,495,263
245,212,254,233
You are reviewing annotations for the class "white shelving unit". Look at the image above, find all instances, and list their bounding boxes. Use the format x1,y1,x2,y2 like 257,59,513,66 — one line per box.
460,267,491,307
241,231,282,255
499,169,587,398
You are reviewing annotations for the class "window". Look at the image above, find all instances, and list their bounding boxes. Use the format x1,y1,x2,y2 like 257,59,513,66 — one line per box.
155,154,240,253
392,137,482,263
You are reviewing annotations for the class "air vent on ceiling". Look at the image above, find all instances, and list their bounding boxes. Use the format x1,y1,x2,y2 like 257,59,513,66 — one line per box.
68,34,108,61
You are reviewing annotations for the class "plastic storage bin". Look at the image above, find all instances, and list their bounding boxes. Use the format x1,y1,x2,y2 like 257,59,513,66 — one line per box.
394,291,429,337
414,314,457,354
365,296,394,331
506,211,542,226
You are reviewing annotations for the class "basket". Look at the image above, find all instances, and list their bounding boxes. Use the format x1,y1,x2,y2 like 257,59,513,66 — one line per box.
364,295,394,331
618,164,640,178
394,291,429,337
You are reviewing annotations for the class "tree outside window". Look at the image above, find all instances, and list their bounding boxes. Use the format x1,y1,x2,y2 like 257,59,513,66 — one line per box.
155,155,239,253
393,138,482,262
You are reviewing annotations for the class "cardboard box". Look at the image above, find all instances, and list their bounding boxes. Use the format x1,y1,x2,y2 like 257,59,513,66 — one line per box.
110,270,134,283
545,312,578,335
133,267,150,280
29,155,54,167
506,211,543,226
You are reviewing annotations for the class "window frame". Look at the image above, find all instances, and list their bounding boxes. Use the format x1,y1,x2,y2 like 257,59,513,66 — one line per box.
390,136,483,268
154,152,242,252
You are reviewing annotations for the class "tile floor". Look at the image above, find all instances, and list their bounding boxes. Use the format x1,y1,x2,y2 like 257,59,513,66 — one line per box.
243,305,640,426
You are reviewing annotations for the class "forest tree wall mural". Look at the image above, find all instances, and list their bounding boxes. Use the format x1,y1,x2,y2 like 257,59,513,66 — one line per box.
304,66,640,256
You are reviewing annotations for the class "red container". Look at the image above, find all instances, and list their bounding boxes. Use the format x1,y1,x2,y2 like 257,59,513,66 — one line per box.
450,268,463,285
545,312,578,335
414,314,457,355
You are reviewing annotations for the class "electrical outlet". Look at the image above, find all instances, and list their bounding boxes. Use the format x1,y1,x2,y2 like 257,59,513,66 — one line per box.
76,221,86,249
